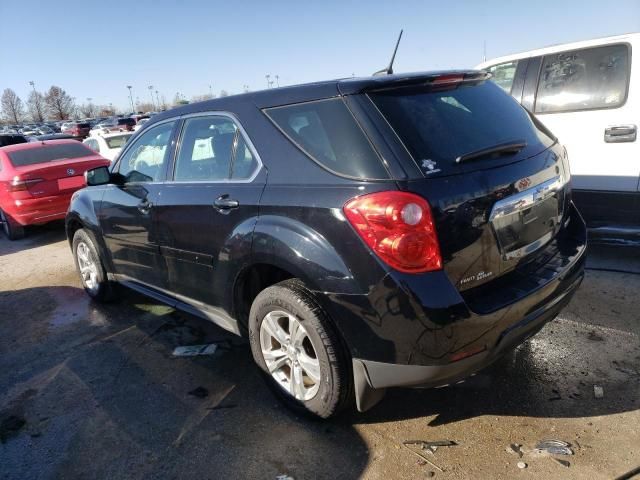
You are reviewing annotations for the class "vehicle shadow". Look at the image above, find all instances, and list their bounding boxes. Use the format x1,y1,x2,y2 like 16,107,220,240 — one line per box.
0,286,368,480
0,220,67,256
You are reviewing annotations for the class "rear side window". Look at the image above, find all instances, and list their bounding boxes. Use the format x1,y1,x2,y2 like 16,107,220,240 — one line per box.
105,134,131,149
535,44,629,113
487,60,519,93
7,143,94,167
118,118,135,126
265,98,389,179
370,81,554,177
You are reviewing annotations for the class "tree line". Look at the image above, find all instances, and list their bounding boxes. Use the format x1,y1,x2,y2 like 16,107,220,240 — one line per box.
1,86,114,124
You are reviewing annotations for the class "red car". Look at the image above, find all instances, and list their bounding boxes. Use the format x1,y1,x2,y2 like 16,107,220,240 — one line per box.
0,140,110,240
67,122,91,139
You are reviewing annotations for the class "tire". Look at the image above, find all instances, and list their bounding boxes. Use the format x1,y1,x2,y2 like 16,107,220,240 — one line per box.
248,279,353,419
0,209,25,241
72,228,115,302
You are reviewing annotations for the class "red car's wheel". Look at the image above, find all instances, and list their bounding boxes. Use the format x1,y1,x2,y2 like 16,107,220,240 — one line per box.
0,209,25,241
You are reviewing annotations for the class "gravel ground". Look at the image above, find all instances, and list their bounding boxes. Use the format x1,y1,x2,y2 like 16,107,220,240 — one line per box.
1,222,639,480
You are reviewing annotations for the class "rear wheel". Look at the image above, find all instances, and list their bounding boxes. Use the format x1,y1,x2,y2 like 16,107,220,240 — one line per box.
248,279,353,419
0,209,25,241
72,228,115,302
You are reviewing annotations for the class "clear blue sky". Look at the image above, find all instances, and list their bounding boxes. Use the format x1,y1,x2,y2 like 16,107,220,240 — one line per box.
1,0,638,112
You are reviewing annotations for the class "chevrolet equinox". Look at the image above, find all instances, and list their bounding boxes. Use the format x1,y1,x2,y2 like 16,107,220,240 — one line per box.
66,71,587,418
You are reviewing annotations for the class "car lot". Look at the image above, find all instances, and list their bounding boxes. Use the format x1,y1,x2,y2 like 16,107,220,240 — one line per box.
0,224,638,479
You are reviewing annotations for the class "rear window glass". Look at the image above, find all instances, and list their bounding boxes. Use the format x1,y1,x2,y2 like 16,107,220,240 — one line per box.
77,123,90,128
264,98,389,179
118,118,135,126
535,44,629,113
0,135,27,147
370,81,554,177
7,143,94,166
105,134,131,149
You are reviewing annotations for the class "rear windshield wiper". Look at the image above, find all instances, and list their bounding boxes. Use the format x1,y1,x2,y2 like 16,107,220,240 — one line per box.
455,139,527,164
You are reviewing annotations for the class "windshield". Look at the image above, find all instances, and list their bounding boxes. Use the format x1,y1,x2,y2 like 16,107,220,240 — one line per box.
7,143,94,167
105,134,131,149
369,80,555,177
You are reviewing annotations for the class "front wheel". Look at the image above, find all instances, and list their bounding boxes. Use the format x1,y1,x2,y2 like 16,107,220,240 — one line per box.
72,228,115,302
248,279,353,419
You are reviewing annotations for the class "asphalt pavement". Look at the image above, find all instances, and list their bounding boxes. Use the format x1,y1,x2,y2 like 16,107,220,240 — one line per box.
1,222,639,479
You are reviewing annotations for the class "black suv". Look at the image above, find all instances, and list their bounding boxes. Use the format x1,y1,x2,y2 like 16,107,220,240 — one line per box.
66,71,586,418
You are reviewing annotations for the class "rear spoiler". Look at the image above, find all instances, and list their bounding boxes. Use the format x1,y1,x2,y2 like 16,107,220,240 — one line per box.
338,71,492,95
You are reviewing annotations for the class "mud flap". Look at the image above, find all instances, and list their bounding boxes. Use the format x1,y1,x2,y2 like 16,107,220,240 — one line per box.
353,359,386,412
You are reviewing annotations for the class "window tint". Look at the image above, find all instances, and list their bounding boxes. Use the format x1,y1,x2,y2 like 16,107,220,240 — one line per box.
265,98,388,179
7,143,94,167
231,134,258,179
370,81,554,177
487,60,519,93
174,116,238,181
117,121,175,182
535,44,629,113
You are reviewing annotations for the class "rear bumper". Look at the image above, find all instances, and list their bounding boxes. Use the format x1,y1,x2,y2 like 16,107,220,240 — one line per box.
3,193,73,225
320,202,587,410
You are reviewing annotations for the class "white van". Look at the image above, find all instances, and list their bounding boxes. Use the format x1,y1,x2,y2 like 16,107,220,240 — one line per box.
477,33,638,236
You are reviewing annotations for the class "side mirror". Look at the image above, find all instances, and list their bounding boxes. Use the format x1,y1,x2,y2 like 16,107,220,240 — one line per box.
85,166,111,186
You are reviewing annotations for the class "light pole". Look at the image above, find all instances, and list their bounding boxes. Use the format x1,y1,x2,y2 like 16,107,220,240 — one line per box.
243,84,249,93
28,80,36,93
155,90,161,110
109,103,114,115
126,85,134,114
86,98,93,118
148,85,155,110
209,84,213,97
265,74,270,88
275,75,280,87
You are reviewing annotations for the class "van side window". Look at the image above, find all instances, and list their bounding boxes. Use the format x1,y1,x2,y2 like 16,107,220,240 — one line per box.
487,61,519,93
535,44,629,113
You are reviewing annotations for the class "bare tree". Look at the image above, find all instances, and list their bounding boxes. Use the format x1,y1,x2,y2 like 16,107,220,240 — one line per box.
78,102,95,119
44,86,75,120
1,88,25,124
137,102,155,113
27,90,46,122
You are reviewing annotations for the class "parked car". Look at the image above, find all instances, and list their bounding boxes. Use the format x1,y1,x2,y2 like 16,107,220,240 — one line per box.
94,117,136,133
66,122,91,139
20,125,39,136
60,121,77,133
0,134,29,147
31,133,77,142
66,71,586,418
35,125,54,135
0,140,109,239
133,118,149,131
477,32,639,237
83,132,132,162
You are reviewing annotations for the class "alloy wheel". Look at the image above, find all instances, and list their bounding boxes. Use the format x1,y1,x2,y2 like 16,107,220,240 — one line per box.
259,309,321,401
76,241,99,294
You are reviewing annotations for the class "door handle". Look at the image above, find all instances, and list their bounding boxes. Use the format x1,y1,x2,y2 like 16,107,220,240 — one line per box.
213,195,239,213
604,124,637,143
137,199,153,214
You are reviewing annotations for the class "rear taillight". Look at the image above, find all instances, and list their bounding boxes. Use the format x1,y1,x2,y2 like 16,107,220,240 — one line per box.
343,191,442,273
9,176,44,192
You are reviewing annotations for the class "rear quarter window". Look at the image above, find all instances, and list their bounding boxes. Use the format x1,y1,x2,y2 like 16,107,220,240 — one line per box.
264,98,389,179
7,143,94,167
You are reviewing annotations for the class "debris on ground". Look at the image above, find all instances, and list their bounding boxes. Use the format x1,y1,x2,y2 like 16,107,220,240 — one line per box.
426,472,436,478
517,462,527,469
188,386,209,398
403,440,457,448
172,344,218,357
535,439,574,456
594,385,604,399
506,443,524,458
401,443,444,473
553,458,571,468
